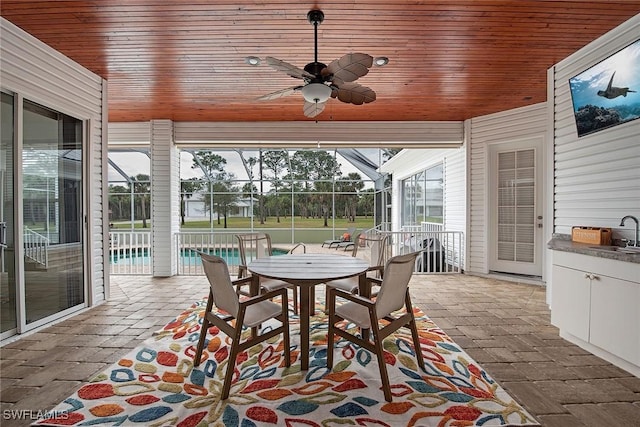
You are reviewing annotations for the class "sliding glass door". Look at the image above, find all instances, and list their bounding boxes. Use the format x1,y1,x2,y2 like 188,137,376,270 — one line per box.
1,93,16,335
1,93,86,338
22,100,85,326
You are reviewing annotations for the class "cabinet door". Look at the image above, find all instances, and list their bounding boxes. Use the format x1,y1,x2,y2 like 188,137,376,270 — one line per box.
551,265,590,341
590,275,640,365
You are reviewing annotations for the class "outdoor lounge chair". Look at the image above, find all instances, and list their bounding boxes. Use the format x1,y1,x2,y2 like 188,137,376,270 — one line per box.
334,230,360,251
322,227,356,248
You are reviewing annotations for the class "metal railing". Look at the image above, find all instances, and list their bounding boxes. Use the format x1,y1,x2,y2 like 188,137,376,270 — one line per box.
176,231,239,276
109,231,152,275
24,227,49,268
386,229,464,274
109,228,463,276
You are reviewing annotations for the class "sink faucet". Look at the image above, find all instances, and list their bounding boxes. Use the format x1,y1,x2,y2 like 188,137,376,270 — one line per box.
619,215,639,247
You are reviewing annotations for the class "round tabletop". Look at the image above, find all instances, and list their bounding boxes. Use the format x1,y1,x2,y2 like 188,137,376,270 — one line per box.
248,253,369,284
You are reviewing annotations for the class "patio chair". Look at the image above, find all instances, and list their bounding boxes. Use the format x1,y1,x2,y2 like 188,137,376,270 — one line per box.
324,233,389,312
322,226,356,248
334,229,360,251
236,233,298,314
326,251,424,402
193,252,291,400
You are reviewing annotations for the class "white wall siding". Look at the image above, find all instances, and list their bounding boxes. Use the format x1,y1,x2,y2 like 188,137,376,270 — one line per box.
151,120,180,277
379,147,467,267
552,15,640,241
173,121,464,148
109,122,152,145
468,103,548,274
443,147,466,242
1,18,107,304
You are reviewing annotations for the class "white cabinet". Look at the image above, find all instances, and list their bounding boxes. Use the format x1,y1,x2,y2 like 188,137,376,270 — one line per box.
551,264,590,341
551,251,640,373
590,277,639,366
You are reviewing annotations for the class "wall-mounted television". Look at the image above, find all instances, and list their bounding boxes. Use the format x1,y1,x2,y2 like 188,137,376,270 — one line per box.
569,39,640,137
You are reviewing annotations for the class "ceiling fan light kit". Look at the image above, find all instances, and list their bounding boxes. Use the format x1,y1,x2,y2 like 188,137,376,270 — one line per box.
301,82,332,103
255,9,380,118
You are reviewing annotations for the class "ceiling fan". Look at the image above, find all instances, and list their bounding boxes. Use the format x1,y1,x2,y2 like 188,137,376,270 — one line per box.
256,9,378,118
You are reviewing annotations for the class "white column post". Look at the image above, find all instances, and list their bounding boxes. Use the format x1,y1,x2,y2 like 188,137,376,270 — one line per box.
150,120,179,276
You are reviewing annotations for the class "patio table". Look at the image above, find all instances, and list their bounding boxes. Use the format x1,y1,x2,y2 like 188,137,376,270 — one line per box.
248,253,369,370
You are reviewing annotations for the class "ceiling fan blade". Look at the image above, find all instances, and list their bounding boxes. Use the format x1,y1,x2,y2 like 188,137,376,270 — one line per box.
332,82,376,105
265,56,314,80
324,53,373,83
303,100,326,118
256,86,300,101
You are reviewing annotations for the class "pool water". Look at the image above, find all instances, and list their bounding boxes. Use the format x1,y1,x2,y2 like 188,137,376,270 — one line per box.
110,247,288,265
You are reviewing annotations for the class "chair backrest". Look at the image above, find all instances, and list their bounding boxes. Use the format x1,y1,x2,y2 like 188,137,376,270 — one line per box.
374,252,419,319
236,233,273,265
352,233,389,274
199,252,239,317
343,227,357,241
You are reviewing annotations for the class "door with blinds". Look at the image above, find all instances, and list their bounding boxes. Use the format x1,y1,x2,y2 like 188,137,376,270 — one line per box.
489,138,543,277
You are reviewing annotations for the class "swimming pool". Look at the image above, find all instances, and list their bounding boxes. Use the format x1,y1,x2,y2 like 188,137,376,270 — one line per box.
110,247,288,266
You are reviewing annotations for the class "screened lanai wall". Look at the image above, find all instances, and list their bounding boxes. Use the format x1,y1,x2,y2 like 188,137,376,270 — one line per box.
108,120,464,276
108,146,392,241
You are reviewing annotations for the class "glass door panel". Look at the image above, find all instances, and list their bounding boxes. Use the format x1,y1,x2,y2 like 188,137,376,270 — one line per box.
1,92,16,335
23,100,84,325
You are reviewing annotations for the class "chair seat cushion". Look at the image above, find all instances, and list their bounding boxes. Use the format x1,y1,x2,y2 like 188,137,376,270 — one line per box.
325,277,358,293
260,278,293,291
335,301,374,329
244,300,283,328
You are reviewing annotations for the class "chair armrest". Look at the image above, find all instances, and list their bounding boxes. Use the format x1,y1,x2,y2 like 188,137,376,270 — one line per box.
332,288,375,308
231,275,252,296
237,264,248,279
239,287,287,307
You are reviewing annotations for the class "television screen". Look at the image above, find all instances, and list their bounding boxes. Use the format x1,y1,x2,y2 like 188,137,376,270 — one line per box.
569,39,640,137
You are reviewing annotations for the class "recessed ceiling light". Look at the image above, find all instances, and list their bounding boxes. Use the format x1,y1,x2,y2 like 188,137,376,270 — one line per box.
244,56,261,66
374,57,389,67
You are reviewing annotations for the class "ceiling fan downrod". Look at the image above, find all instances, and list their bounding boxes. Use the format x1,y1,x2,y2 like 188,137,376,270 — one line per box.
307,10,324,65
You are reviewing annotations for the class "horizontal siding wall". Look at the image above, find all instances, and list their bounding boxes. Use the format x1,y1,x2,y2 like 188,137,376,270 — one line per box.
468,103,548,274
379,147,467,267
173,121,464,148
109,121,152,145
552,15,640,241
1,18,106,304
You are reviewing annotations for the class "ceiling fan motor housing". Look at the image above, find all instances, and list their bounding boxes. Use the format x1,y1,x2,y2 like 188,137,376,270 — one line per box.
307,10,325,25
304,62,330,80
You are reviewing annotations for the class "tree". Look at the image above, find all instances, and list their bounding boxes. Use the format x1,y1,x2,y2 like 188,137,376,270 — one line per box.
335,173,364,222
131,174,150,228
192,151,238,228
262,150,289,223
108,184,130,221
180,178,203,226
288,150,341,227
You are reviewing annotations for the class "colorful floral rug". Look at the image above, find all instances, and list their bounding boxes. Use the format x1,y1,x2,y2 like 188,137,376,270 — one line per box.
35,295,539,426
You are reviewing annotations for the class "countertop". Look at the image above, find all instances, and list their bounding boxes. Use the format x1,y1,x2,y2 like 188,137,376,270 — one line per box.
548,234,640,264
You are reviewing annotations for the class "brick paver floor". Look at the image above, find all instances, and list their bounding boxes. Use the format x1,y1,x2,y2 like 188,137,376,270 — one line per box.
1,248,639,426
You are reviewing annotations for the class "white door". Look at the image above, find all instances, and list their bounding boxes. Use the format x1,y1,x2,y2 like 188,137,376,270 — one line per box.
488,138,543,276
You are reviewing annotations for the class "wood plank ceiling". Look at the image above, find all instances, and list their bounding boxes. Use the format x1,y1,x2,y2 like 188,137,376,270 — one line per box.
2,1,639,123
